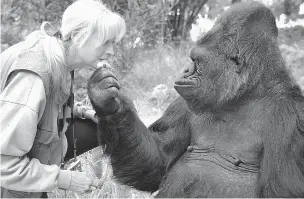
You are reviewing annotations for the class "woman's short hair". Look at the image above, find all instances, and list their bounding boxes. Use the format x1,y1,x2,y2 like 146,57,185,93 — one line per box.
61,0,126,47
26,0,126,103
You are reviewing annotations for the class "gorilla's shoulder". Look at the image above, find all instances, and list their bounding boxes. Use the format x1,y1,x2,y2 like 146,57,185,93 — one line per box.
148,97,190,132
164,97,189,115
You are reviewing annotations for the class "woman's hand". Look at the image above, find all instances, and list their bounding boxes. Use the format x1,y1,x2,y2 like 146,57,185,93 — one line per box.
68,171,99,193
74,103,98,123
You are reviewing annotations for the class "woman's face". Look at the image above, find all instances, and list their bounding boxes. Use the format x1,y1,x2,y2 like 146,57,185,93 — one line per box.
66,32,115,70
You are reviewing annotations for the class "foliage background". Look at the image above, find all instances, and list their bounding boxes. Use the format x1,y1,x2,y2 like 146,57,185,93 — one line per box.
1,0,304,198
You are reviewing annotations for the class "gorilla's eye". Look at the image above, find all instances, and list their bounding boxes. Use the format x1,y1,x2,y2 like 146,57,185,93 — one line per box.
230,55,241,65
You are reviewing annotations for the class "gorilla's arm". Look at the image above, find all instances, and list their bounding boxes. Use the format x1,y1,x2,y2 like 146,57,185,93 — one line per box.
95,94,191,192
258,90,304,197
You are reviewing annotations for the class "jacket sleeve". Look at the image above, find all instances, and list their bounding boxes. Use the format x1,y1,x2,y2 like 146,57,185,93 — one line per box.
0,71,71,192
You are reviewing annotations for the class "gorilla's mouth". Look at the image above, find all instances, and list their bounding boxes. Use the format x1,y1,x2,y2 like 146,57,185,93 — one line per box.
174,77,199,87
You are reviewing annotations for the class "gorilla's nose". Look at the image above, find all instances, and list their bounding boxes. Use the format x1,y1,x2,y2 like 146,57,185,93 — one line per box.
182,64,196,78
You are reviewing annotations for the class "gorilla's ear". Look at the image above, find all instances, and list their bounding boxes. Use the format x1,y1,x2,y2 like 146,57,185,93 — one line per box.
229,48,244,74
230,54,244,74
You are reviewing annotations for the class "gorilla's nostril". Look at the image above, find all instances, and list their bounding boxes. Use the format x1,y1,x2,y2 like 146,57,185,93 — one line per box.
184,69,189,73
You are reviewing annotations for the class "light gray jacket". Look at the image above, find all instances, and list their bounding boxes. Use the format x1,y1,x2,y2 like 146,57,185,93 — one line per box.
0,40,72,198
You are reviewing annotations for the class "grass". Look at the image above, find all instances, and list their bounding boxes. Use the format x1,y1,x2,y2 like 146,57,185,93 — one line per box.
49,148,154,198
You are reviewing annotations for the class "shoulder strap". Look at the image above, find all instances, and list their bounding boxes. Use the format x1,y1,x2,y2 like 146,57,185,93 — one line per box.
59,70,76,168
69,70,77,159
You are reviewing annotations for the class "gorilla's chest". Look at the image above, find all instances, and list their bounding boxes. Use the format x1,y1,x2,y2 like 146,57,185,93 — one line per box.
157,154,259,197
156,115,262,197
188,114,263,166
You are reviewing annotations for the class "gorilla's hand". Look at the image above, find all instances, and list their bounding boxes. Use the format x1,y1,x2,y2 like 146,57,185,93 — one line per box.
88,67,121,115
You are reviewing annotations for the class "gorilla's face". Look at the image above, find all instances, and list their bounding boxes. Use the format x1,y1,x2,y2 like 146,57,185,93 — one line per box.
174,3,278,111
174,24,248,111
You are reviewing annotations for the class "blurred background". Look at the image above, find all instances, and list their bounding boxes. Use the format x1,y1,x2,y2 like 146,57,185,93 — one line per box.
1,0,304,198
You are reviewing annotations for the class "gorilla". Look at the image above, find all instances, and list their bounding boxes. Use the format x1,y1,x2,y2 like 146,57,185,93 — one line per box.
87,1,304,198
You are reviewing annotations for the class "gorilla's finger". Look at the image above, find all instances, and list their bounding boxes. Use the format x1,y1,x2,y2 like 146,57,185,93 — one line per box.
89,86,119,104
96,76,120,90
89,68,117,85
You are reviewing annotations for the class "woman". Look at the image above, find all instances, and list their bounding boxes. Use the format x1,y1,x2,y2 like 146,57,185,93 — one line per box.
0,0,126,197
